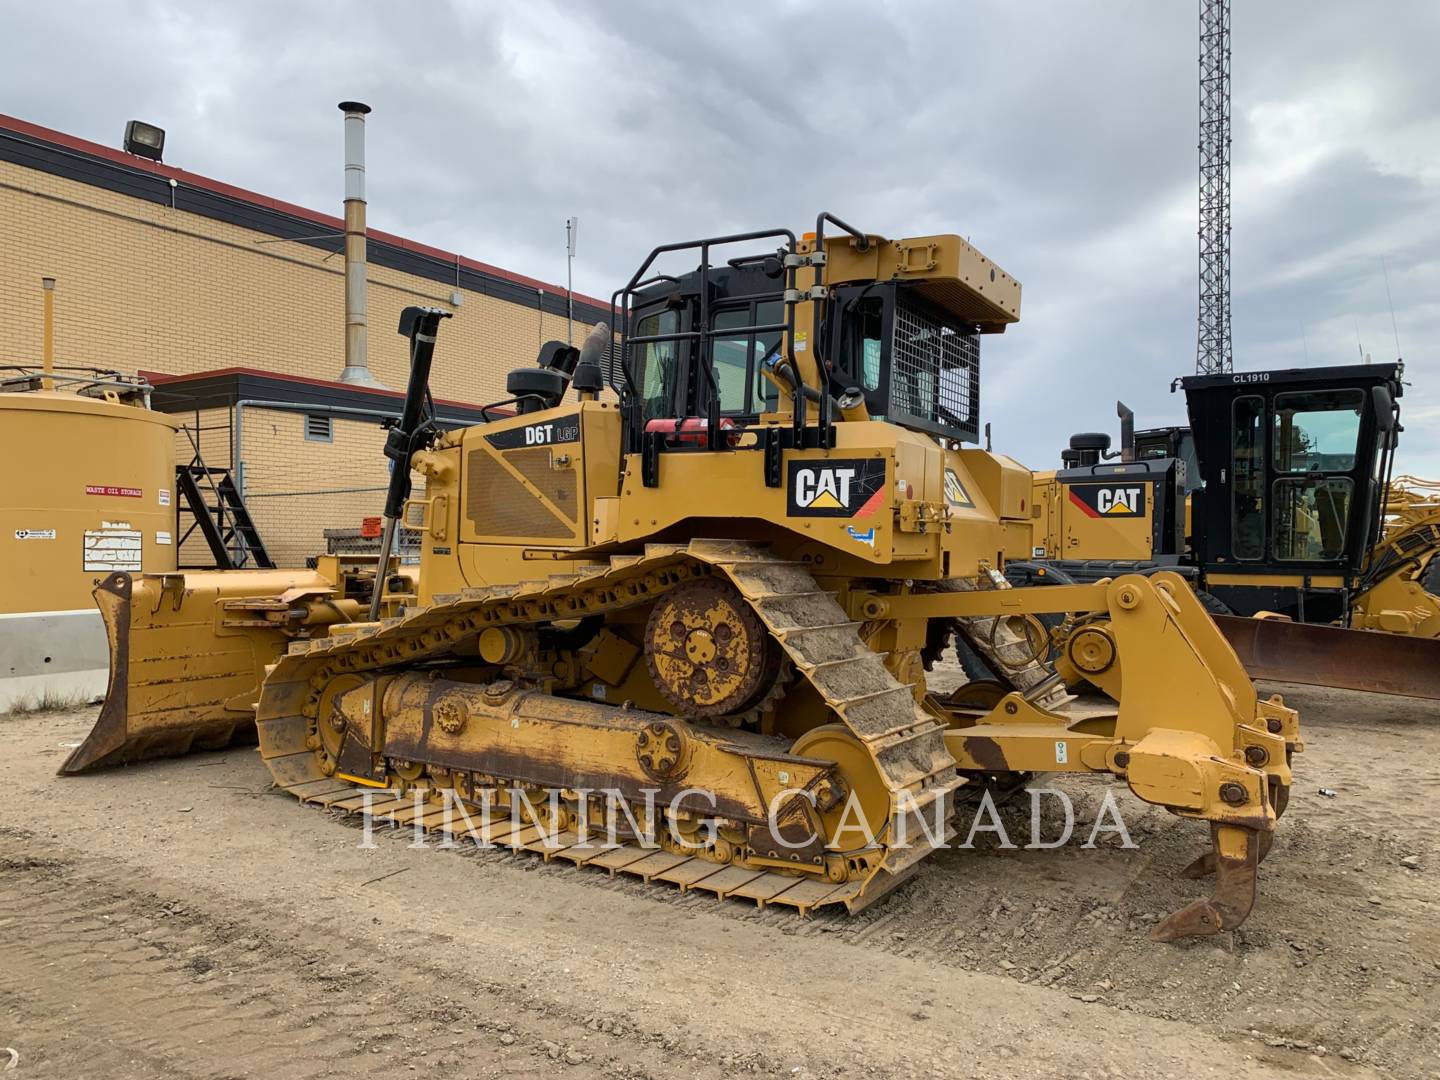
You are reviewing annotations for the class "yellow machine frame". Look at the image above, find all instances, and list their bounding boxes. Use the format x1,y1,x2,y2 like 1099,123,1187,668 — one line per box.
66,221,1303,942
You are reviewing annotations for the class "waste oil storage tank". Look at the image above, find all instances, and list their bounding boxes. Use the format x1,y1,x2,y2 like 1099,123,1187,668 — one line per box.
0,369,178,709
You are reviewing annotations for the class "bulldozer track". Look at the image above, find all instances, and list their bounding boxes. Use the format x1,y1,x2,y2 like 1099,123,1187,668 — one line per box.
930,576,1072,710
256,539,962,914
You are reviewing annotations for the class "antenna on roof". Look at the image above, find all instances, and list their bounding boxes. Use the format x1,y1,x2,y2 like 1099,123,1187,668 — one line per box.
566,216,578,345
1381,255,1402,360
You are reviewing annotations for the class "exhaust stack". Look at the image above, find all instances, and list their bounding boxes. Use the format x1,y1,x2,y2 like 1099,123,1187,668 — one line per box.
338,101,384,388
1117,400,1136,462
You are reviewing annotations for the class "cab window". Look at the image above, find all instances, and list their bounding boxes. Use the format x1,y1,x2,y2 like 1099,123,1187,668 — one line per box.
1273,389,1364,472
711,302,782,416
631,309,679,422
857,297,884,393
1273,477,1352,561
1232,396,1265,559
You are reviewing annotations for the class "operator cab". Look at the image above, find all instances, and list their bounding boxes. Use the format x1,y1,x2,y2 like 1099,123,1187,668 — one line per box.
819,280,983,444
626,269,985,443
1185,363,1402,619
613,218,1011,487
626,260,787,428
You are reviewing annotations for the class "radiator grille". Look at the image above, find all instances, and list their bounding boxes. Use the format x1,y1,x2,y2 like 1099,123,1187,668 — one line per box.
465,447,577,540
890,299,980,442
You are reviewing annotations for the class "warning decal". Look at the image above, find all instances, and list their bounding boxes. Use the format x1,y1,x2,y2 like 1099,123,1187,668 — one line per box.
84,527,142,571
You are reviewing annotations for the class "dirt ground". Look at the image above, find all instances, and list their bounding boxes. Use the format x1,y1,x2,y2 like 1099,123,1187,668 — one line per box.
1,679,1436,1079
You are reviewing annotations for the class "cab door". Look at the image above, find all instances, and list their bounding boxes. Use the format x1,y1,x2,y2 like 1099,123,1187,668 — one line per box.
1268,388,1366,566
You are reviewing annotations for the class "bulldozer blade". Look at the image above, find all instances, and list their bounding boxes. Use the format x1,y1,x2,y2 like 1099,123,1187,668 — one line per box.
60,570,329,774
1215,614,1440,700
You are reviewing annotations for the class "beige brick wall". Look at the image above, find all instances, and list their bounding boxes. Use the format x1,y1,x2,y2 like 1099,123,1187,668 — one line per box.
236,408,426,568
2,157,606,566
0,159,599,405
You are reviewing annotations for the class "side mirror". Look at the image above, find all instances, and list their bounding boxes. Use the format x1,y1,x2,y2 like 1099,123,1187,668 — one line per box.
1371,385,1396,434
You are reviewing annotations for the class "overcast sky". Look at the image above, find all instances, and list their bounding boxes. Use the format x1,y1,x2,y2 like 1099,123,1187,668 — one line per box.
5,1,1438,475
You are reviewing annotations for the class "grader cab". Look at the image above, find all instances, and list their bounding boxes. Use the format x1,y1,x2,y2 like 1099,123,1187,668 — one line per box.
1028,363,1440,698
65,215,1301,941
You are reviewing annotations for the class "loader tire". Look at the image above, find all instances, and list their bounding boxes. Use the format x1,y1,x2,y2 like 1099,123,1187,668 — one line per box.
1195,590,1233,617
954,636,999,683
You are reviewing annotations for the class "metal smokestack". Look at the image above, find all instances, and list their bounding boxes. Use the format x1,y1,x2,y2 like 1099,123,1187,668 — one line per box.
338,101,383,387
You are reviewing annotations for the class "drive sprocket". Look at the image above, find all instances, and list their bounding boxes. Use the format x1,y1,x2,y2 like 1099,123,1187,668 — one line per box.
643,577,782,719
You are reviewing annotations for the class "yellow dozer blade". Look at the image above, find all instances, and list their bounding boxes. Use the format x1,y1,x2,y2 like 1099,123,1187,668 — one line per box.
60,570,348,773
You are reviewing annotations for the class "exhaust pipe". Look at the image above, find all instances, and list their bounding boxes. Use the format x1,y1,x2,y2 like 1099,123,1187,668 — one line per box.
1117,400,1136,463
338,101,384,388
41,276,56,390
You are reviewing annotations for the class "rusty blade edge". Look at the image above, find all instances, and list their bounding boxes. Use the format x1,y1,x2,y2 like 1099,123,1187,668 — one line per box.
1215,615,1440,701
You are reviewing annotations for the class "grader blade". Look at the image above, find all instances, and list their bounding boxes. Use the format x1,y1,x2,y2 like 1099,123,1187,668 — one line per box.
1216,614,1440,700
60,570,337,774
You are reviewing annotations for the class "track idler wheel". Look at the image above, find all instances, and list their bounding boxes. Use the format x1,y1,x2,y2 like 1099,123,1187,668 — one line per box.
1150,824,1261,942
789,724,894,880
312,673,366,776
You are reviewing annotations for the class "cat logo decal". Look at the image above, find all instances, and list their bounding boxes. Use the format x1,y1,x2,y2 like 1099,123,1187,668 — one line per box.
787,459,887,518
1068,483,1147,518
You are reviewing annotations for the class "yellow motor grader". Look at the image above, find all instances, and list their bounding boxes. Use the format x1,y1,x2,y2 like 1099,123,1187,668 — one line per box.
64,216,1301,941
1021,370,1440,699
1360,474,1440,635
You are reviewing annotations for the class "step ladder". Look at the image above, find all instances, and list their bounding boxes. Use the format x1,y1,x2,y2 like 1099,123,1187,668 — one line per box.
175,428,275,570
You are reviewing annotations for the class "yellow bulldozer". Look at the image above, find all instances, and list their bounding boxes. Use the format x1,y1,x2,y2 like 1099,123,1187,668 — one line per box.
63,216,1301,941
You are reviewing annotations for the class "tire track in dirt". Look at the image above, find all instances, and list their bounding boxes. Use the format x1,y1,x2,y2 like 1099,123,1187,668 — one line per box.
0,842,753,1079
7,695,1430,1079
337,755,1437,1077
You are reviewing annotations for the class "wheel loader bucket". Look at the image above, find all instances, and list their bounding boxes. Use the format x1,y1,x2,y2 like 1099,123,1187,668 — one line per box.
60,570,333,774
1216,614,1440,700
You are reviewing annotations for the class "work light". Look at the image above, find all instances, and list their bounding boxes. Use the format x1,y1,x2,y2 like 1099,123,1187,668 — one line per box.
123,120,165,161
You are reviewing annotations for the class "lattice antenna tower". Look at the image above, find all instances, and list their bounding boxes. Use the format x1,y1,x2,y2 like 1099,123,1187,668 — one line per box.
1197,0,1233,374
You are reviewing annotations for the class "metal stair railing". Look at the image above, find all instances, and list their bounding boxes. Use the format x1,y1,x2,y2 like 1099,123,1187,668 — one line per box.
174,426,275,570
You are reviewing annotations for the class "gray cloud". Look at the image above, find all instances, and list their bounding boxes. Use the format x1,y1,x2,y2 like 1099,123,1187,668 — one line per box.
3,0,1437,474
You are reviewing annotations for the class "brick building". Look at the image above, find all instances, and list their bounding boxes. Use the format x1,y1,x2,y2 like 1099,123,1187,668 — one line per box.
0,113,611,565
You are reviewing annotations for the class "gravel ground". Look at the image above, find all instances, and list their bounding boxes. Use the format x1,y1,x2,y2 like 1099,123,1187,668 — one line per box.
1,677,1435,1079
